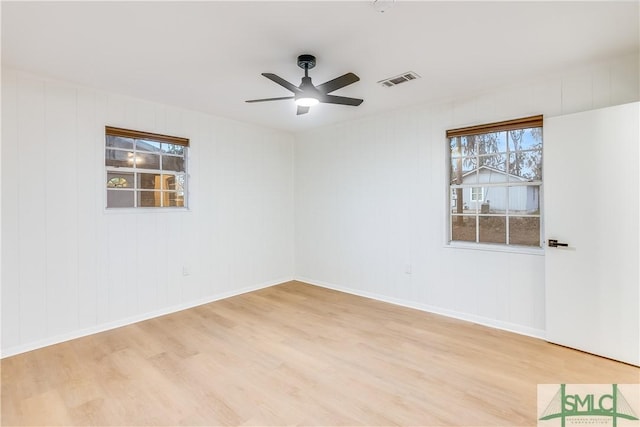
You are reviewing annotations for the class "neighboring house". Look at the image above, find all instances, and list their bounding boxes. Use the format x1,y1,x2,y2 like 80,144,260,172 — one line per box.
456,166,539,214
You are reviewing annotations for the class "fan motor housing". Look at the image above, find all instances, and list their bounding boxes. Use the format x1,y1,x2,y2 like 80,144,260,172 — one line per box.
297,54,316,70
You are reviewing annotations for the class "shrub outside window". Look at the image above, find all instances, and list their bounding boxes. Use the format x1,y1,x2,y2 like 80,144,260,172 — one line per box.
448,116,542,247
105,126,189,209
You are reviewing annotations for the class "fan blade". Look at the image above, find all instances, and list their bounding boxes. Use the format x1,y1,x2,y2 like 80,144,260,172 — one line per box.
297,106,310,115
245,96,294,103
316,73,360,94
320,94,363,106
262,73,302,94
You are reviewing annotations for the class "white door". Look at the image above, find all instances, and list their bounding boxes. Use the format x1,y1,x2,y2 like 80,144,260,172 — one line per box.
544,102,639,366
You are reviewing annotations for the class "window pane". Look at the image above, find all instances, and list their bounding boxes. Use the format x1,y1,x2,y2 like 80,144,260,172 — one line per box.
477,132,506,155
450,188,465,214
479,216,506,244
175,174,186,194
450,135,482,156
509,186,539,214
135,153,160,169
509,150,542,181
449,137,462,157
478,153,507,177
105,149,134,167
460,135,477,156
509,128,542,152
107,189,134,208
135,139,162,153
523,128,542,150
166,192,185,207
107,172,133,188
509,217,540,246
466,187,484,213
483,187,507,214
162,143,184,155
164,175,175,190
451,157,478,185
106,136,134,150
450,158,462,184
451,216,476,242
462,157,477,177
138,191,161,207
450,137,463,157
138,173,162,190
162,155,185,172
451,188,457,211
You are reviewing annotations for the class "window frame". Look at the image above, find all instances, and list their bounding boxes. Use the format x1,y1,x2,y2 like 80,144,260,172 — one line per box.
446,115,543,251
104,126,189,210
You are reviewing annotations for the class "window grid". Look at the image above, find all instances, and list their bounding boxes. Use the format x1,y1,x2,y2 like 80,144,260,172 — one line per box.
105,128,188,209
448,122,542,247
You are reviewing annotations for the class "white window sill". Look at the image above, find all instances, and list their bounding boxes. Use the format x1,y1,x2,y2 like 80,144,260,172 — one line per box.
104,207,191,214
444,241,545,256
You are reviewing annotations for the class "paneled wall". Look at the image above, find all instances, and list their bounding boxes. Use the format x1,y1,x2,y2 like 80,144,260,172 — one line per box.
294,53,639,337
2,52,637,356
1,69,294,357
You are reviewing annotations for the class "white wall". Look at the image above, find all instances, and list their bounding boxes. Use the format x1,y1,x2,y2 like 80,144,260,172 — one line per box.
3,53,637,356
294,53,639,338
1,68,294,357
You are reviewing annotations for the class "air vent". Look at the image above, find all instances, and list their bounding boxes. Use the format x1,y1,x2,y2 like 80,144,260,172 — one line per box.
378,71,421,87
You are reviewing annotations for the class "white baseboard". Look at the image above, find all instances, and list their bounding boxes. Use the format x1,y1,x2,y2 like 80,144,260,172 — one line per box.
1,277,293,359
294,276,546,340
3,276,545,358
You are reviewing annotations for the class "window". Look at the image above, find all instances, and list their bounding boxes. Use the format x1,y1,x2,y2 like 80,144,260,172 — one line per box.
448,115,542,247
470,187,484,202
105,126,189,209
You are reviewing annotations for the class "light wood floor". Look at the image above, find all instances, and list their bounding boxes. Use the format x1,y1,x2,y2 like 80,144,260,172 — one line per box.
2,281,638,426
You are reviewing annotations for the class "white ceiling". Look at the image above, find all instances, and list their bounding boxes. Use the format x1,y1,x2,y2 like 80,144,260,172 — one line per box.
2,1,638,133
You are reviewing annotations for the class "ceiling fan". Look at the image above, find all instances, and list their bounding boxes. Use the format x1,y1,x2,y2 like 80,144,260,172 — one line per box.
246,54,363,115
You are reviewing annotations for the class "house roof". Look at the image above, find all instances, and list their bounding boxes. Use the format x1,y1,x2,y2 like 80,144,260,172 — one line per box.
462,165,528,182
2,2,638,133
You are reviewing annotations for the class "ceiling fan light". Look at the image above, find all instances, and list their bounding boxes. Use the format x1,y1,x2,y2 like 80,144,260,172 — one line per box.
295,97,319,107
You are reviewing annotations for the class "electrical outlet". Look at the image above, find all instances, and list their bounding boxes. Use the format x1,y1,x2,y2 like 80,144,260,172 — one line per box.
182,266,190,276
404,264,412,275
